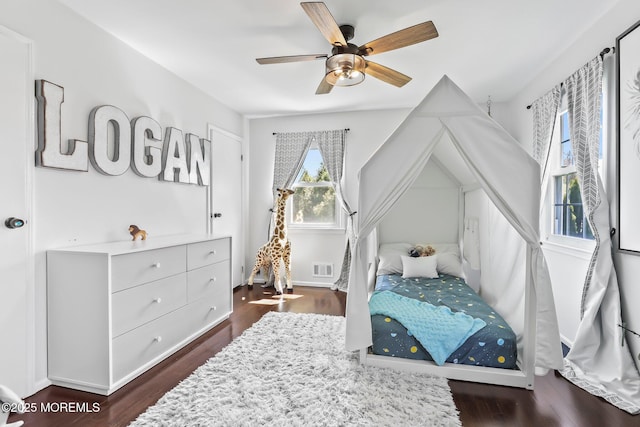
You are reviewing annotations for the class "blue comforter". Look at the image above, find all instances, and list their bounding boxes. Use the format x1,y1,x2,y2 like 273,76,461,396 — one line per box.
370,274,518,369
369,290,486,365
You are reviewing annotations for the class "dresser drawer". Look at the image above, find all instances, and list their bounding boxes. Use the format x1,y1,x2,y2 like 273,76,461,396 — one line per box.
186,292,231,333
112,305,190,382
187,238,229,271
112,273,187,337
186,261,230,302
112,245,186,292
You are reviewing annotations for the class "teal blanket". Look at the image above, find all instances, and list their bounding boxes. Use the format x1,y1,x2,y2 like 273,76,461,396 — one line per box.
369,290,486,365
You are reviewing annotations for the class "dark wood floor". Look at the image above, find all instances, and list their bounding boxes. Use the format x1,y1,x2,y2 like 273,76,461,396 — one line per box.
11,285,638,426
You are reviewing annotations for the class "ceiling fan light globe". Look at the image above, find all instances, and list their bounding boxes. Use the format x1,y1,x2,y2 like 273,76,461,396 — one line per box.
325,53,365,87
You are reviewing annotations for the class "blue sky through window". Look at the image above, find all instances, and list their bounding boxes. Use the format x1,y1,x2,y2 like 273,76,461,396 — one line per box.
296,148,324,180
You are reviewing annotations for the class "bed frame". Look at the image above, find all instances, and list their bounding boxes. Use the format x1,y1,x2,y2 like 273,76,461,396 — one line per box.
359,245,538,390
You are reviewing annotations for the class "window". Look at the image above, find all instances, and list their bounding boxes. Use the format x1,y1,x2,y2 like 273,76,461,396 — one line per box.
550,111,599,241
288,146,342,229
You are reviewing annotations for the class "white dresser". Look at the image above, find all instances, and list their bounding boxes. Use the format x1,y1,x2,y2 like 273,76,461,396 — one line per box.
47,234,232,395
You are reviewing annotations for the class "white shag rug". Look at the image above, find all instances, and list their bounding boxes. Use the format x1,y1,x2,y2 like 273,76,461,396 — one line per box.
129,312,461,427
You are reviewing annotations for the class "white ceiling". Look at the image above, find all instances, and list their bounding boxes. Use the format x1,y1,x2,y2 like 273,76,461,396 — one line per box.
58,0,619,118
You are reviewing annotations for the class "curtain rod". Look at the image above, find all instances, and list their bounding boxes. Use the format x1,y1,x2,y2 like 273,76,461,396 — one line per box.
272,128,350,135
525,46,614,110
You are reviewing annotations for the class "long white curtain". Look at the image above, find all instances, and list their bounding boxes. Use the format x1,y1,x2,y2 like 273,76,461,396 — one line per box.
315,130,354,291
559,56,640,414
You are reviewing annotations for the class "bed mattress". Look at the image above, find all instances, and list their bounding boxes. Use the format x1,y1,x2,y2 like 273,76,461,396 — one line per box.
370,274,517,369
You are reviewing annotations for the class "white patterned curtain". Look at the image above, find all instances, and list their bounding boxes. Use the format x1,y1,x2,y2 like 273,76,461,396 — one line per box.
272,132,315,197
315,130,354,291
560,56,640,414
531,85,562,176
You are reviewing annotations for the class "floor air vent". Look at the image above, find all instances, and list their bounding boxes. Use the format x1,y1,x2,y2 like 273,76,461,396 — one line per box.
312,263,333,278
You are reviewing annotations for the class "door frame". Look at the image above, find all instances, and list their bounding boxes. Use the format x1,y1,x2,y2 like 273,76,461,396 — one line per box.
0,24,36,396
207,123,245,286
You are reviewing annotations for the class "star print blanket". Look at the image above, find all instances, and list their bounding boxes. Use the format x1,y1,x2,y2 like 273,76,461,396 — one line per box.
369,290,486,365
369,274,518,369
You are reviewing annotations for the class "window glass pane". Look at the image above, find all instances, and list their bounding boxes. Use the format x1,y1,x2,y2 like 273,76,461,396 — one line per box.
553,173,593,239
291,146,340,228
560,112,574,168
561,142,574,167
565,173,580,204
291,186,336,224
561,113,570,141
295,148,329,182
553,205,563,235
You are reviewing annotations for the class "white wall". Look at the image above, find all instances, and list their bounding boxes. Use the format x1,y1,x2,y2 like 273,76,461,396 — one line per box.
378,161,460,244
507,0,640,365
0,0,243,396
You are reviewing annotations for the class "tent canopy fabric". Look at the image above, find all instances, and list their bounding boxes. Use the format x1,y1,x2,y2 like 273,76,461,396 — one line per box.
346,75,564,372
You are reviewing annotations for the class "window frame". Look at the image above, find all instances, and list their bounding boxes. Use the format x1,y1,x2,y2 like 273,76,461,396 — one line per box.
542,65,610,254
544,108,597,251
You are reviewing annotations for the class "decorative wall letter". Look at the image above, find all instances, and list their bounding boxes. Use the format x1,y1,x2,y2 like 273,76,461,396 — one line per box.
186,133,211,186
131,116,163,178
88,105,131,176
161,127,190,183
35,80,88,171
35,79,211,186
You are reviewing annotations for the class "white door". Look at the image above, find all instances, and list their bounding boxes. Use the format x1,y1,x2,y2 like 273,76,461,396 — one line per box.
209,126,244,288
0,27,33,397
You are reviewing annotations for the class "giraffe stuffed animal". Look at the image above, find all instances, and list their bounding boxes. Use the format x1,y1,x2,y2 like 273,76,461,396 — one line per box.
248,188,295,295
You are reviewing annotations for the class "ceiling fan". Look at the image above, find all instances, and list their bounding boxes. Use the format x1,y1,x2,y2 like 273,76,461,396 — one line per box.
256,1,438,95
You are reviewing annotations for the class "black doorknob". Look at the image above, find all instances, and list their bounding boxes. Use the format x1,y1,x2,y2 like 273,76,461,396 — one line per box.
213,213,222,218
5,217,25,229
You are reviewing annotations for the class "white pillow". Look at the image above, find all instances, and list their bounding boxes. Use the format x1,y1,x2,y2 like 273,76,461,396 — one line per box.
401,255,439,279
423,243,463,277
436,252,463,277
377,243,412,275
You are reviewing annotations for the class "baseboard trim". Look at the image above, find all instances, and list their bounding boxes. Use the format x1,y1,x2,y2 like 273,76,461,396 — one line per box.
29,377,52,398
293,281,333,288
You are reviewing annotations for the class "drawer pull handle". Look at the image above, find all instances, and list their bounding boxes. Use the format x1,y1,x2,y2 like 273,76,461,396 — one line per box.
153,297,162,304
210,277,217,283
153,336,162,343
210,306,217,311
151,262,161,268
209,250,217,255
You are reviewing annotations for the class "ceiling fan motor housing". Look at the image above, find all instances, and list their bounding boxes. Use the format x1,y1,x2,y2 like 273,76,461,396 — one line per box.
339,24,355,42
330,42,359,56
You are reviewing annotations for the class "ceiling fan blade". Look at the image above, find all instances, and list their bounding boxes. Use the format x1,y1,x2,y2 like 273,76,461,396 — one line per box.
365,61,411,87
256,54,327,65
315,77,334,95
358,21,438,56
301,2,347,46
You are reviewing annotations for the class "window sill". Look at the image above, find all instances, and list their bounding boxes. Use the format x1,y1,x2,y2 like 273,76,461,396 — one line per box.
288,227,346,235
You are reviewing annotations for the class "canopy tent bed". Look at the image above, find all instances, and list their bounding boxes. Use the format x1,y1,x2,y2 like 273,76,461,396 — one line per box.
345,75,564,389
